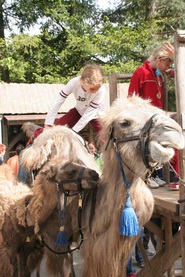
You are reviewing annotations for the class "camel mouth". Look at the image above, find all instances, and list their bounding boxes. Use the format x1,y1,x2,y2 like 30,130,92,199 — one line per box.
82,180,98,189
160,140,184,150
150,141,175,164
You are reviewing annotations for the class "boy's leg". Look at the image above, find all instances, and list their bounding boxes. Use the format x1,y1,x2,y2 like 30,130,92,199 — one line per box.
89,118,103,135
55,108,81,128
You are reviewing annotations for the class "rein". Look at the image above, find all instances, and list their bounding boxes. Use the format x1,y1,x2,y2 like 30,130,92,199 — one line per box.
59,166,85,192
105,114,158,171
40,166,86,255
39,192,84,255
105,114,161,236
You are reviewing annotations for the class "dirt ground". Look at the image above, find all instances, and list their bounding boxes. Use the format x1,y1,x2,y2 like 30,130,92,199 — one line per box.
31,242,182,276
31,250,83,277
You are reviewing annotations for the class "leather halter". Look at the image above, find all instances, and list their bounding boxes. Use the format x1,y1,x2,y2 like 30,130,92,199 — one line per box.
59,166,85,193
105,114,158,170
41,166,86,255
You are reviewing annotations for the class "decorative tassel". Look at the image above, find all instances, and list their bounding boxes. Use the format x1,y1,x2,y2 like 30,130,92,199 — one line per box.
55,226,69,246
119,191,140,237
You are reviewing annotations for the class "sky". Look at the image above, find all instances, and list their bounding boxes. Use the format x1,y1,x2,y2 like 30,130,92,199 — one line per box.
4,0,118,37
97,0,116,9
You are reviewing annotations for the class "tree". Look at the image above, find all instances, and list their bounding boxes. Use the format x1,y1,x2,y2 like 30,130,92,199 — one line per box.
0,0,102,82
0,0,185,88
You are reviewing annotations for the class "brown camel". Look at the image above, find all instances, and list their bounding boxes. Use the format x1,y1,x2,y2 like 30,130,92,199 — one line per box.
20,95,184,277
0,156,99,277
20,124,101,277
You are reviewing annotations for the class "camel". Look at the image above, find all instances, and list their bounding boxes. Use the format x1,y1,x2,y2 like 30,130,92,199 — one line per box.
20,95,185,277
0,156,99,277
80,96,184,277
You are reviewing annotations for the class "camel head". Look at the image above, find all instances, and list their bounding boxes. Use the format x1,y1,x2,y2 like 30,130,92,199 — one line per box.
101,95,184,172
40,157,100,191
21,125,100,174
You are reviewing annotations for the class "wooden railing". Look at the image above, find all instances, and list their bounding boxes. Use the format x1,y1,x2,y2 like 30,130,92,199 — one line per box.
108,73,132,104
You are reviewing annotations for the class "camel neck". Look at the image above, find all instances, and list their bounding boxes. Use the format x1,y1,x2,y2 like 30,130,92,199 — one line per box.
26,180,58,232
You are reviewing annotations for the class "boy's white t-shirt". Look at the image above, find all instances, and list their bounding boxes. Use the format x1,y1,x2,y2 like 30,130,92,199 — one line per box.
45,76,106,132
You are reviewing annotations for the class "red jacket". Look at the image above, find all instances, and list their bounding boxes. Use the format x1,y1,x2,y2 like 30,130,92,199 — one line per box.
128,61,164,109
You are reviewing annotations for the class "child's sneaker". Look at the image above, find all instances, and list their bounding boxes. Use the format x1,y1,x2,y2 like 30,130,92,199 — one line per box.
154,176,166,187
169,183,179,191
147,178,159,189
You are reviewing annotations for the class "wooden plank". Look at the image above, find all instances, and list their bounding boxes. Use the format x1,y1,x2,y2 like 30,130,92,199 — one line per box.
3,114,64,125
151,186,179,214
137,238,155,276
137,231,181,277
7,131,24,152
165,217,175,276
154,206,180,222
174,30,185,277
145,220,164,241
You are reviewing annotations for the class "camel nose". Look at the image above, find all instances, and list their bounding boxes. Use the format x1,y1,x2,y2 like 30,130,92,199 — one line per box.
90,170,99,181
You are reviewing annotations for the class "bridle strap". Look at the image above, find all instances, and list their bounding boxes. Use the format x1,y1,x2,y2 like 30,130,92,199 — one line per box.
106,114,158,170
40,166,86,255
58,167,85,192
105,126,140,150
39,198,84,255
113,135,140,143
140,114,157,169
39,190,85,255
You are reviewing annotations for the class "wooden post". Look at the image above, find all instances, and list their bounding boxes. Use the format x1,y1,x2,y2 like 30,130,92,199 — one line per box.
108,73,118,105
163,74,170,184
174,30,185,276
108,73,133,105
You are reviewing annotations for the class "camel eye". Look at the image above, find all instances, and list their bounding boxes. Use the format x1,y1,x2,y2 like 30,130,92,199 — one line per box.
120,121,131,128
67,169,77,178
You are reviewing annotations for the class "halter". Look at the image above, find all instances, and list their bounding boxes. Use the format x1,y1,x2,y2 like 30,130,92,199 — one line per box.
105,114,158,171
105,114,161,236
41,166,86,255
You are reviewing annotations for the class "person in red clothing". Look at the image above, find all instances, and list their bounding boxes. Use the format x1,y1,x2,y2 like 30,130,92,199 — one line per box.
7,144,24,177
128,42,176,186
128,41,179,256
128,41,174,110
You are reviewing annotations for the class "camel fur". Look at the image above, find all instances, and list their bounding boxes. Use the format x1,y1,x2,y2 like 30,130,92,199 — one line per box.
0,156,99,277
79,95,184,277
21,124,99,173
20,95,184,277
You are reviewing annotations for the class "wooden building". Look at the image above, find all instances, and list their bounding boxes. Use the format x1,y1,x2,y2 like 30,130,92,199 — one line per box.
0,82,129,159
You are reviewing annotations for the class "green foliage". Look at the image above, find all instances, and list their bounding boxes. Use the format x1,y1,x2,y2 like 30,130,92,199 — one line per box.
0,0,184,112
166,76,176,112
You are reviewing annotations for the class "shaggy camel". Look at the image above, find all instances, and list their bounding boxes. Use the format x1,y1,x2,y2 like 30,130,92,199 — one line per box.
0,156,99,277
80,96,184,277
21,95,184,277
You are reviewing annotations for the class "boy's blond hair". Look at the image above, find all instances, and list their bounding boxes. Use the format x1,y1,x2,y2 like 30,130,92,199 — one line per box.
80,64,104,86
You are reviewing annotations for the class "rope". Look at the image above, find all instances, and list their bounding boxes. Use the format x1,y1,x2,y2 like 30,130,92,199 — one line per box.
168,162,185,184
116,150,131,190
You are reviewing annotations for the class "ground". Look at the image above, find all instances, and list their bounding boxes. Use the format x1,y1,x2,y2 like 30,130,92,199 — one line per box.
31,241,182,276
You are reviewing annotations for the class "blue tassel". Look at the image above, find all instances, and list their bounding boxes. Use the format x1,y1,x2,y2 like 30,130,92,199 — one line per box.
55,226,69,246
119,192,140,237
